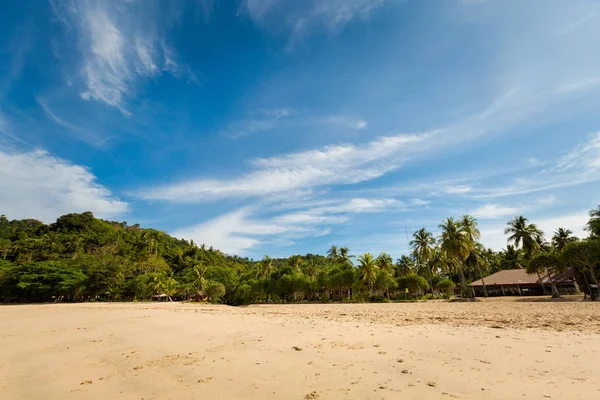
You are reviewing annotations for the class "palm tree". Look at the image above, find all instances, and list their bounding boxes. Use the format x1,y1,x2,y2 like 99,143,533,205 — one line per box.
339,246,354,268
505,216,543,259
465,243,489,297
552,228,577,252
357,253,378,294
500,245,523,270
327,245,339,264
289,255,303,273
257,255,275,279
375,252,394,273
439,217,473,298
189,264,207,296
587,205,600,237
410,228,436,298
459,215,487,297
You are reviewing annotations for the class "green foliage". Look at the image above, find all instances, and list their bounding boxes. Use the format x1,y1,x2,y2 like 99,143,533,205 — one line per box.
204,281,226,302
436,278,456,294
396,273,430,292
1,205,598,304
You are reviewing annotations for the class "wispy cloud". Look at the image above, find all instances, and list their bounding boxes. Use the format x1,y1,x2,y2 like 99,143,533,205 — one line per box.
36,96,109,147
0,149,127,222
140,132,427,202
221,109,367,139
172,197,401,254
556,131,600,171
50,0,194,114
242,0,393,48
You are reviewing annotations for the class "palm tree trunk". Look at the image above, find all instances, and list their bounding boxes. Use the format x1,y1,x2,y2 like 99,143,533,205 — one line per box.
427,264,435,300
457,262,470,298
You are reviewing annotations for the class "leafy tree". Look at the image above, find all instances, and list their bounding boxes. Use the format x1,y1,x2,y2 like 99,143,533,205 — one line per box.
436,278,456,294
204,281,226,302
527,253,565,297
396,273,430,294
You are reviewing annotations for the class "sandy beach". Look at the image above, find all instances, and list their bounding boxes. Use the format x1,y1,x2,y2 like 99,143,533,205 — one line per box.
1,300,599,400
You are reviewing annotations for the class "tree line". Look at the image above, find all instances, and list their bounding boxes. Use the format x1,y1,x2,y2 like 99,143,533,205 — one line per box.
0,205,598,304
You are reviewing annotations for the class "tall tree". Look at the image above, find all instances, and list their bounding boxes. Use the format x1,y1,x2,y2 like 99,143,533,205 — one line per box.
505,216,544,259
327,245,339,264
257,255,275,279
439,217,473,298
410,228,436,298
552,228,577,252
586,205,600,238
460,215,487,297
357,253,378,295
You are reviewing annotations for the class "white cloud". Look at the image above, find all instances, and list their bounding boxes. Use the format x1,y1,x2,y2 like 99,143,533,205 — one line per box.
0,150,127,222
322,116,368,130
50,0,194,114
471,204,519,220
556,131,600,171
479,210,590,251
444,185,472,194
536,212,590,240
172,197,401,254
139,132,427,202
243,0,391,47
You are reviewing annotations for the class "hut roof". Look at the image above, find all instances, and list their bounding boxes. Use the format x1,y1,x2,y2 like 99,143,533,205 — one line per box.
470,268,575,287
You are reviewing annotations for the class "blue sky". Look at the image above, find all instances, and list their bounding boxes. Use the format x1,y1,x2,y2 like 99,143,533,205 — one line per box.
1,0,599,259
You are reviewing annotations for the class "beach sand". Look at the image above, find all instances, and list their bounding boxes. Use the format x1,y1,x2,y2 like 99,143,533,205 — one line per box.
1,299,599,399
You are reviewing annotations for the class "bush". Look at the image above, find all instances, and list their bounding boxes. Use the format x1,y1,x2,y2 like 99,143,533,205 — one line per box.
436,279,456,294
204,281,226,302
368,294,385,302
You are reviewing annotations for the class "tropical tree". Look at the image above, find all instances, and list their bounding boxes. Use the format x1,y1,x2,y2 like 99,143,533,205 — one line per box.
410,228,436,298
465,243,489,297
327,245,339,264
257,255,275,279
439,217,473,297
339,247,354,268
500,245,523,270
375,252,394,273
505,216,543,259
552,228,577,252
587,205,600,237
528,253,566,297
204,281,226,302
560,240,600,299
357,253,378,294
288,255,303,273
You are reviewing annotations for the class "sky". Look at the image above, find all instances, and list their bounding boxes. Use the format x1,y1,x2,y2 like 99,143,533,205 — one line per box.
1,0,599,259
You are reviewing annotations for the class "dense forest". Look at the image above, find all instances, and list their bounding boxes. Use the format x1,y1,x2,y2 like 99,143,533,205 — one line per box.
1,206,599,304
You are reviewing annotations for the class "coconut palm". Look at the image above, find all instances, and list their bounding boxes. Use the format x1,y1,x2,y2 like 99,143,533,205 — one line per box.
465,242,489,297
410,228,436,298
439,217,473,297
327,245,339,264
505,216,543,259
500,245,523,270
339,246,354,268
552,228,577,252
375,252,394,273
189,264,207,293
257,255,275,279
288,255,303,273
460,215,481,242
357,253,378,294
587,205,600,237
